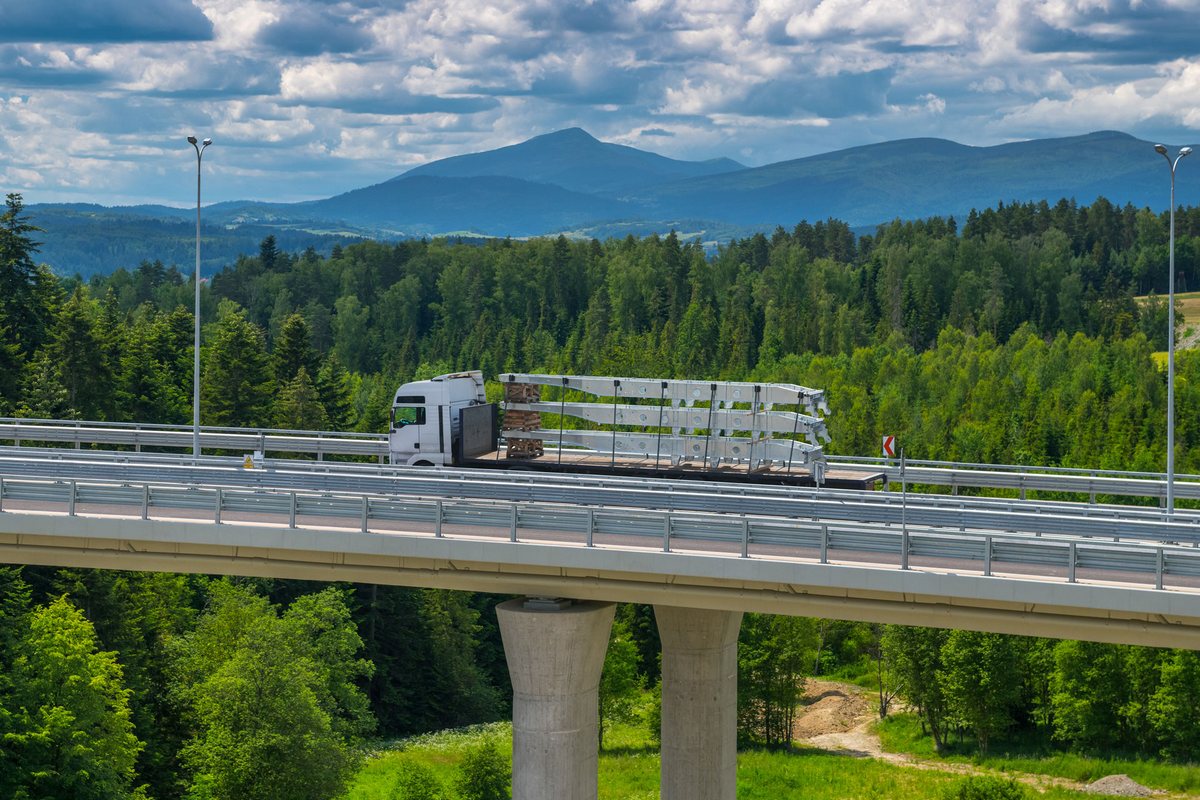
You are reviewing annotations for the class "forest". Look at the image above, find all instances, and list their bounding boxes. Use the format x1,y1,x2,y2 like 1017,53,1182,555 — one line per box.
1,190,1200,799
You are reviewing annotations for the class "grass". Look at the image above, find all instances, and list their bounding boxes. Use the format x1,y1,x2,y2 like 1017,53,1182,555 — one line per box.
342,715,1100,800
876,713,1200,795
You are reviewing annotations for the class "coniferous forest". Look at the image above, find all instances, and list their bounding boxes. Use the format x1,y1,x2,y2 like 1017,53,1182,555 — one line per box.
2,190,1200,799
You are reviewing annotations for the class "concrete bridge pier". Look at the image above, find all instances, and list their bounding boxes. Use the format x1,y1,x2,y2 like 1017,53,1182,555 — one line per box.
655,605,743,800
497,598,616,800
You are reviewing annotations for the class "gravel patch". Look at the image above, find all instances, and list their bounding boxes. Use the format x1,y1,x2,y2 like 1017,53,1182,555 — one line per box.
1082,774,1159,797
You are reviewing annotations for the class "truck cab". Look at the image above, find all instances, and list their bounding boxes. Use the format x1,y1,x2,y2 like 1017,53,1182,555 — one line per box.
389,371,489,466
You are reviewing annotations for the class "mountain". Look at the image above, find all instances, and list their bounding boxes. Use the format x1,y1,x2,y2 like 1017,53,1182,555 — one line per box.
636,131,1198,227
397,127,744,195
24,128,1200,275
295,173,629,237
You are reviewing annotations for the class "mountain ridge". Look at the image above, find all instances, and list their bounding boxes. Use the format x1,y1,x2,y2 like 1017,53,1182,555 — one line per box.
24,128,1200,276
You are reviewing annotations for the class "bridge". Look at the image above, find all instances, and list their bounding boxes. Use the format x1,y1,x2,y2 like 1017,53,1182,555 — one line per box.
2,427,1200,800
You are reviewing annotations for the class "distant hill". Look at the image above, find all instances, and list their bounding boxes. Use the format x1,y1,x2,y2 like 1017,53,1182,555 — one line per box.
635,131,1200,227
398,127,744,195
25,205,365,278
296,173,631,237
24,128,1200,275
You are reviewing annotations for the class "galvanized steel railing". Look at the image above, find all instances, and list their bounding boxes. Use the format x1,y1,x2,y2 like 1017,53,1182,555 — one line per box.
1,476,1197,592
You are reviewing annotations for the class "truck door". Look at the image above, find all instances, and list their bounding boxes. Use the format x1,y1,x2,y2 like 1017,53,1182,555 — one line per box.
389,395,428,462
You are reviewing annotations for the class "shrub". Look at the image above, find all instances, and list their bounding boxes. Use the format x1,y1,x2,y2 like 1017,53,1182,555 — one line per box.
455,741,511,800
944,776,1027,800
389,760,446,800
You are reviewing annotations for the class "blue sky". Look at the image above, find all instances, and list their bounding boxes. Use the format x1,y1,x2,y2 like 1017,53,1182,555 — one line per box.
1,0,1197,206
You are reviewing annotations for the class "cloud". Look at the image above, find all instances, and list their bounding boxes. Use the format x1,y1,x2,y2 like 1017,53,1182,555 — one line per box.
257,4,375,55
4,0,1200,207
0,0,213,43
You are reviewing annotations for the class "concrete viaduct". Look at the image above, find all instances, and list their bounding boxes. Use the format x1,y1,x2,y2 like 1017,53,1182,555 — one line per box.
2,470,1200,799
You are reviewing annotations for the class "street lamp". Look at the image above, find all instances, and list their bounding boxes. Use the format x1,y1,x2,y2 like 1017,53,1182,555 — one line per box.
188,135,212,460
1155,143,1191,514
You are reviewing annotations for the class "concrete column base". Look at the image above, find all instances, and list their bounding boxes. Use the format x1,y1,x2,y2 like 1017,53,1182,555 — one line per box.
655,605,742,800
498,598,616,800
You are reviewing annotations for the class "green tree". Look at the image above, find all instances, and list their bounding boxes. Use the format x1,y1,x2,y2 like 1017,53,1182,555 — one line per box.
5,596,143,800
1148,650,1200,761
50,287,113,419
0,567,32,798
0,193,49,354
201,302,272,428
455,740,510,800
737,613,816,746
272,312,319,385
884,626,950,752
941,631,1022,755
171,582,372,800
317,353,356,430
598,615,643,749
275,367,329,430
0,309,23,411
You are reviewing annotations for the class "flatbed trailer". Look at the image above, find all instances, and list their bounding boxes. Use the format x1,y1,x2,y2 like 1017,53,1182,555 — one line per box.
389,370,882,488
461,449,882,489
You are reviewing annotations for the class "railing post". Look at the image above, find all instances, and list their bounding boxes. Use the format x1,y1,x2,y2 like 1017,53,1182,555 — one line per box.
68,480,77,516
984,536,992,577
662,514,671,553
289,491,297,528
1156,547,1165,590
510,504,519,542
360,495,369,533
1068,542,1077,583
141,485,150,520
740,517,749,558
820,524,829,564
435,500,444,538
900,527,910,570
214,487,222,524
586,507,594,547
0,475,5,512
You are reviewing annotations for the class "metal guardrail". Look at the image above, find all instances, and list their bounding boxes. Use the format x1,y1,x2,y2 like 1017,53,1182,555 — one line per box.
841,455,1200,502
3,450,1200,546
0,418,389,460
1,476,1196,592
5,418,1200,503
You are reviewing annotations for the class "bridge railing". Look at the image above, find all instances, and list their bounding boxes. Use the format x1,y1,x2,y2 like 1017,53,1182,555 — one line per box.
2,475,1198,593
0,418,388,460
5,417,1200,503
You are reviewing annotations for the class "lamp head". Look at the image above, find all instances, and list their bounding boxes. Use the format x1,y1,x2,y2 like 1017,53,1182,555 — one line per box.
202,138,212,146
1182,146,1193,157
1155,143,1168,155
187,135,198,145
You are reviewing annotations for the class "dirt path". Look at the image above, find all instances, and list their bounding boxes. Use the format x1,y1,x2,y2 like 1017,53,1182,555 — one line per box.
792,680,1189,798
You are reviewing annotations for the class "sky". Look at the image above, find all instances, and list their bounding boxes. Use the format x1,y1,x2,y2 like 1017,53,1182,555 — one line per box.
1,0,1198,207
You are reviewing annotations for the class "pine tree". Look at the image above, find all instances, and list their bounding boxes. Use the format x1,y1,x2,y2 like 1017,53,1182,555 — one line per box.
275,367,329,430
272,312,320,385
0,193,48,354
50,287,113,419
317,352,355,430
0,309,24,412
201,302,272,428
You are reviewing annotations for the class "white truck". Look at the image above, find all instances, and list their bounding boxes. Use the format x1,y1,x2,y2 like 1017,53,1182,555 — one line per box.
388,371,877,488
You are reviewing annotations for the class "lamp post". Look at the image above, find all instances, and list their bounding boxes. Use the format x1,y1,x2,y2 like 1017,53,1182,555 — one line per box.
188,135,212,461
1155,143,1192,514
